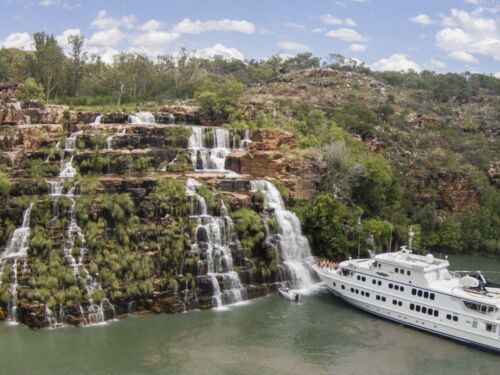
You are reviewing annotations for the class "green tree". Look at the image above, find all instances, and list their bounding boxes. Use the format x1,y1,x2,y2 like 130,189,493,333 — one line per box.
33,32,65,103
0,172,10,197
18,77,45,102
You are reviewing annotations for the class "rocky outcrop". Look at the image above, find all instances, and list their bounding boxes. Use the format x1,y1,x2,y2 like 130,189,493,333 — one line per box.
226,129,322,198
416,172,478,212
0,101,27,125
100,112,130,124
157,104,203,125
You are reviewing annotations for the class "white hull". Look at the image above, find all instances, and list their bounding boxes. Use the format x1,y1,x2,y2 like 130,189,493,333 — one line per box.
315,266,500,354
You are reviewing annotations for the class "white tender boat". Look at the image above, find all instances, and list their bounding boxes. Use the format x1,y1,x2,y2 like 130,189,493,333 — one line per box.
313,228,500,353
278,288,301,302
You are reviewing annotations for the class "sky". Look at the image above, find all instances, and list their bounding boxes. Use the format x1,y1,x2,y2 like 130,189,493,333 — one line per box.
0,0,499,75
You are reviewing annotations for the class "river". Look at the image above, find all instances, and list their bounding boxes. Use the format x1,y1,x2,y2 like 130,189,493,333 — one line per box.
0,255,498,375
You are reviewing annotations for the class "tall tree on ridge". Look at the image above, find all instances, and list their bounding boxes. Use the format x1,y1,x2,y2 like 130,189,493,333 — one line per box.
33,32,65,103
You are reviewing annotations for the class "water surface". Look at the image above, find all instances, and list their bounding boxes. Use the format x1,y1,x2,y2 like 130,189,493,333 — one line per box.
0,255,498,375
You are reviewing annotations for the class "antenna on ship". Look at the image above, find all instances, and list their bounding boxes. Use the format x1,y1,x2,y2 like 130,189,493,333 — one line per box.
408,226,414,253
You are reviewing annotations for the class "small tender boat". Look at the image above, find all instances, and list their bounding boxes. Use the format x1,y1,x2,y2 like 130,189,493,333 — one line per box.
279,287,301,302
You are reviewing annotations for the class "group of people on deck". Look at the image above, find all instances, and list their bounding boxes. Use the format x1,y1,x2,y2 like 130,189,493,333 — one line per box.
317,259,338,271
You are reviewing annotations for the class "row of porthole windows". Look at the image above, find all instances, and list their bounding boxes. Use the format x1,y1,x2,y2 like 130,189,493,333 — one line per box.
375,295,387,302
394,267,411,276
349,287,371,298
388,283,405,292
446,313,459,322
410,303,439,317
411,288,436,300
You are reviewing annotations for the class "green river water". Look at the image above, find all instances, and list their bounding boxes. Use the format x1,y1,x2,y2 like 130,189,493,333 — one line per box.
0,255,498,375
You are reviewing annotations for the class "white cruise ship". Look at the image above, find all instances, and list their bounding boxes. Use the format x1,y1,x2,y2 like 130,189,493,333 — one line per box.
313,229,500,353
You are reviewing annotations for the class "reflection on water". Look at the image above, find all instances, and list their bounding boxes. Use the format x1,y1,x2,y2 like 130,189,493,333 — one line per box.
0,255,498,375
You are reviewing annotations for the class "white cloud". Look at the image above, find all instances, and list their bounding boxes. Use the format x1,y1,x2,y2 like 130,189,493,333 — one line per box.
172,18,255,34
87,28,124,47
193,43,245,60
91,10,136,30
85,46,119,64
131,31,179,47
494,72,500,78
348,43,367,52
139,19,163,32
430,59,446,69
312,28,325,33
326,28,366,41
0,32,34,50
320,14,357,27
39,0,81,10
433,7,500,63
410,14,434,26
284,22,305,30
278,41,310,52
371,54,421,72
447,50,480,63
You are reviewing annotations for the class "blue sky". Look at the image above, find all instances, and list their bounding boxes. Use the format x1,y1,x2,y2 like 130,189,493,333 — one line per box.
1,0,499,75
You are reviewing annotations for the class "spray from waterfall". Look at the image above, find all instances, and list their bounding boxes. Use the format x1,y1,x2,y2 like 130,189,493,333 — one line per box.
129,112,156,124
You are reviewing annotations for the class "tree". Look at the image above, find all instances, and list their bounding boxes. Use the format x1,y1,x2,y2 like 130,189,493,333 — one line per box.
66,34,86,96
18,77,45,102
33,32,65,103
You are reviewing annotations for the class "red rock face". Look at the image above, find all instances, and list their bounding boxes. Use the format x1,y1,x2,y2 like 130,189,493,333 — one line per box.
416,172,478,212
226,129,321,199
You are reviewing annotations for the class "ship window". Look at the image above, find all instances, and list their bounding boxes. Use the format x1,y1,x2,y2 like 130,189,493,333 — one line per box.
357,275,360,280
376,295,380,301
412,289,416,296
392,299,397,305
486,324,496,333
372,279,376,285
333,282,336,287
416,305,421,312
378,281,382,286
400,287,404,292
434,310,439,317
355,289,359,294
350,287,354,293
361,276,366,282
430,293,435,300
424,291,429,299
361,291,365,296
472,320,478,328
407,270,411,276
398,301,402,307
446,314,451,320
395,268,399,273
453,316,458,322
366,292,370,297
417,290,423,297
381,297,386,302
427,308,433,316
422,307,427,314
410,304,415,310
341,285,345,290
389,283,393,289
394,285,399,291
400,269,404,274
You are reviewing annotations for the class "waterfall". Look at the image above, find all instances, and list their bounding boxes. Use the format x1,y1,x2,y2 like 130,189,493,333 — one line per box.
65,131,81,151
129,112,156,124
0,203,33,322
106,127,126,151
186,179,246,308
240,129,252,149
169,114,175,124
91,115,102,125
188,127,231,172
43,132,114,327
250,180,314,289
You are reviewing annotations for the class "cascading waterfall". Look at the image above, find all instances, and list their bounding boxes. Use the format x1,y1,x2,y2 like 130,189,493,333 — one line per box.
0,203,33,322
91,115,102,125
186,179,246,308
169,114,175,124
240,129,252,149
44,131,114,327
189,127,232,171
105,127,126,151
129,111,156,124
250,180,314,289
